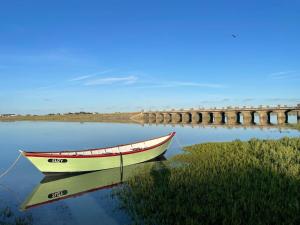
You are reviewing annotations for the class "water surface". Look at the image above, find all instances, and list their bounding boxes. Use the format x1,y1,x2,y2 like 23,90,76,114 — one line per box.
0,122,299,225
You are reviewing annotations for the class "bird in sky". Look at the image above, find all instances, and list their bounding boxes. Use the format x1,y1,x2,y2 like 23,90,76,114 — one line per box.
232,34,238,38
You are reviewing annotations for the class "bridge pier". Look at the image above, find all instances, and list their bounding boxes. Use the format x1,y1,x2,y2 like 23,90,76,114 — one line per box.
226,111,238,125
201,112,211,124
192,112,201,123
213,112,224,124
142,113,149,123
163,113,171,123
242,111,254,125
171,113,181,123
258,111,270,125
297,111,300,124
149,113,156,123
182,112,191,123
275,110,288,125
155,113,164,123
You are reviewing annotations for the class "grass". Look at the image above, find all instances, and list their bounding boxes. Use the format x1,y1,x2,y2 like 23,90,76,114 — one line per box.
113,137,300,225
289,123,300,131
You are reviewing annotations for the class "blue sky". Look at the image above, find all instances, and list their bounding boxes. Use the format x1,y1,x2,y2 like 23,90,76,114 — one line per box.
0,0,299,114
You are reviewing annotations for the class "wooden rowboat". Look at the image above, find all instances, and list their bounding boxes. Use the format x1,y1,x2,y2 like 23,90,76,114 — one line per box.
20,132,175,174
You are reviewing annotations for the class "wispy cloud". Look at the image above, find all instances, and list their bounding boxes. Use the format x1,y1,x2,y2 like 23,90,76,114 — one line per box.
70,69,113,81
269,70,298,79
172,82,225,88
44,70,226,90
84,75,138,86
70,75,94,81
137,81,225,89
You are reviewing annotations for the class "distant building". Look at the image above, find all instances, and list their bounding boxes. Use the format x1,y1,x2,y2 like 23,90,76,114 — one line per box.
0,114,16,117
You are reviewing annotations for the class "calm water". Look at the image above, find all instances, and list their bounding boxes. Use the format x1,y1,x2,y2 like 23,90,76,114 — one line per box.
0,121,299,225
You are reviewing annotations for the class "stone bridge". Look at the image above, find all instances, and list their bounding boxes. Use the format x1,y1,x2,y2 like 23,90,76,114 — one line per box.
137,105,300,125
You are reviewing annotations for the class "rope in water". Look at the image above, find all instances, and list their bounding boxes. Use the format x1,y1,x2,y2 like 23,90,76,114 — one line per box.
0,152,22,180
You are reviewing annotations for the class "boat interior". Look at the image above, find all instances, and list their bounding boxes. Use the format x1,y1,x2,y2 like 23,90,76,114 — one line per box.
31,133,172,156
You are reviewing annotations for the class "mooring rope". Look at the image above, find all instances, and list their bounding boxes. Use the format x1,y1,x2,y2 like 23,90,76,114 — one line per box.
117,147,124,182
120,152,124,183
0,152,22,180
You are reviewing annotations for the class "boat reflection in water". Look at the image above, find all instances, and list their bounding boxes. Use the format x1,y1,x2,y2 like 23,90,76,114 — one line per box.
20,156,166,211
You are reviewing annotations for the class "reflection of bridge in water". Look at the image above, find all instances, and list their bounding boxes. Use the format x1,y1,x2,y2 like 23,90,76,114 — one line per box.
138,105,300,126
140,123,299,131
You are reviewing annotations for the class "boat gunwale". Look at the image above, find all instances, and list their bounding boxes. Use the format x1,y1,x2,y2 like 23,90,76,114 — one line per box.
23,132,175,158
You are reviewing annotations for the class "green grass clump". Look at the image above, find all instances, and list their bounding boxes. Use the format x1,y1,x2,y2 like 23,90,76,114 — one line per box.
114,137,300,225
289,123,300,131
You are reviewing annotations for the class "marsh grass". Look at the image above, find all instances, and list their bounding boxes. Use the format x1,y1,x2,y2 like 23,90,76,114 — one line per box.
114,137,300,225
289,123,300,131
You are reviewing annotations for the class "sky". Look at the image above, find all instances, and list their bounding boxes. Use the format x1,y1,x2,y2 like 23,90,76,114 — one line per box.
0,0,299,114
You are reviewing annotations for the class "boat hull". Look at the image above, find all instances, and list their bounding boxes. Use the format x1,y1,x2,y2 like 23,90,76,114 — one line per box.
23,136,173,173
20,159,166,210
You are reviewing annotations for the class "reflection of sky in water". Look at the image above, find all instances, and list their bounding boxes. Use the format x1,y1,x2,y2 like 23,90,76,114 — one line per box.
0,122,299,225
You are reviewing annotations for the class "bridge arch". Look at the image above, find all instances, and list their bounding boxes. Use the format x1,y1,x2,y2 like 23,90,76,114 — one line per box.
236,111,242,124
208,112,214,123
220,112,226,124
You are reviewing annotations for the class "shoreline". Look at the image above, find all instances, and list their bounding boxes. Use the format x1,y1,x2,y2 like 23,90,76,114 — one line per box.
0,112,140,123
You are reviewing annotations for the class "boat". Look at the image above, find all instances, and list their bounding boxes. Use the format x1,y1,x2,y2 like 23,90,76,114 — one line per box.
20,158,167,210
20,132,175,174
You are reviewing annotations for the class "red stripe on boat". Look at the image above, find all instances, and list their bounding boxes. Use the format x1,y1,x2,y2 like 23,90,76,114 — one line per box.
24,132,176,158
